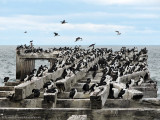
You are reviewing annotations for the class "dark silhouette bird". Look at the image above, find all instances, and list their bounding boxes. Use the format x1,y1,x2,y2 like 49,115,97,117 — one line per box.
24,31,27,33
115,31,121,35
61,20,67,24
69,88,77,99
89,44,95,49
32,89,40,98
30,40,33,43
3,77,9,83
75,37,82,42
54,32,60,37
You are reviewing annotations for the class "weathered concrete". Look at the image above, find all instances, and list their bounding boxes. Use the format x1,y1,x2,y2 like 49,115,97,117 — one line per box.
0,108,160,120
57,92,90,99
14,68,65,100
67,115,87,120
119,70,149,83
90,85,110,109
56,99,90,108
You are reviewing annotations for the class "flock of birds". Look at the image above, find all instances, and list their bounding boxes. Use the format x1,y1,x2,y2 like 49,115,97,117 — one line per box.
23,19,121,46
68,47,155,99
7,45,156,101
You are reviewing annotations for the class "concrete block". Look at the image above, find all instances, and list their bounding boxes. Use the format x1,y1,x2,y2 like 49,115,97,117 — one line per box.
43,93,57,103
57,92,90,99
123,89,143,100
67,115,87,120
56,99,90,108
90,85,110,109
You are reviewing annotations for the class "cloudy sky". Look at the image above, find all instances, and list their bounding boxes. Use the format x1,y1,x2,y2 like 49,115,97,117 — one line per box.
0,0,160,45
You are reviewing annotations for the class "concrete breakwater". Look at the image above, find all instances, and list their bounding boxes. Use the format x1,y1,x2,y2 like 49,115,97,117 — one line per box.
0,46,159,120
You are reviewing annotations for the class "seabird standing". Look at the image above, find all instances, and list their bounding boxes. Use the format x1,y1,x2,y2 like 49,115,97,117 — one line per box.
82,78,91,94
69,88,77,99
136,76,144,86
32,89,40,98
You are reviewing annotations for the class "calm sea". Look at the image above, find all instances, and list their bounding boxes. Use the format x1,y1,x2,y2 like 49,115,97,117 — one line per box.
0,45,160,97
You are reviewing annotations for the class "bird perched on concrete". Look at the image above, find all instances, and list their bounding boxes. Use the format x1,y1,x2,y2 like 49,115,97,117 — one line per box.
89,83,99,94
69,88,77,99
75,37,82,42
43,79,55,89
82,78,91,94
6,93,15,101
92,86,104,96
118,89,126,98
115,31,121,35
54,32,60,37
45,87,58,93
3,77,9,83
136,76,144,86
61,20,67,24
32,89,40,98
126,79,135,89
23,75,29,82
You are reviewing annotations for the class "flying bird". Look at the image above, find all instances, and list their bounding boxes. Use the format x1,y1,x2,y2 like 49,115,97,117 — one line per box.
30,40,33,43
24,31,27,33
61,20,67,24
54,32,60,37
115,31,121,35
75,37,82,42
89,44,95,48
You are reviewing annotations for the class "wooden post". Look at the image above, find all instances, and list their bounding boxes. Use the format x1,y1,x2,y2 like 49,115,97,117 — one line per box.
16,54,21,79
20,59,35,79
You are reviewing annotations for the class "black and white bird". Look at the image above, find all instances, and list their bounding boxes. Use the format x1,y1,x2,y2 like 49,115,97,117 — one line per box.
54,32,60,37
82,78,91,94
92,86,104,96
89,83,98,94
75,37,82,42
45,87,58,93
24,75,29,82
118,89,126,98
115,31,121,35
136,76,144,86
61,20,67,24
69,88,77,99
126,79,135,89
43,79,55,89
32,89,40,98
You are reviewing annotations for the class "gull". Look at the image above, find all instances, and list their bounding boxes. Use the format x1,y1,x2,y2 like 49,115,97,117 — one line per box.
115,31,121,35
61,20,67,24
75,37,82,42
